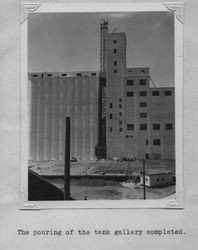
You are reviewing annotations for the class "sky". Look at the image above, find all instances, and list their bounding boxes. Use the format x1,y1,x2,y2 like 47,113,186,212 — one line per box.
28,12,174,87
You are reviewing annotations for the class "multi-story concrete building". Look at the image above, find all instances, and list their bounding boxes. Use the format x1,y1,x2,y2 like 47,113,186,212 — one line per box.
105,32,175,160
28,20,175,161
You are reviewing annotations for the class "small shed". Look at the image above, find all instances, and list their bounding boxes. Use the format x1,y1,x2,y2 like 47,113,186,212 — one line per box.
140,169,173,187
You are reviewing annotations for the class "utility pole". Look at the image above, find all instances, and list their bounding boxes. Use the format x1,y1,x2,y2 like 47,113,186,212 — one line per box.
142,159,146,200
64,117,70,200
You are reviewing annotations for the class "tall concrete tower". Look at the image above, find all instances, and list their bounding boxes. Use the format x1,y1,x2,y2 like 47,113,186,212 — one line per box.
106,32,126,158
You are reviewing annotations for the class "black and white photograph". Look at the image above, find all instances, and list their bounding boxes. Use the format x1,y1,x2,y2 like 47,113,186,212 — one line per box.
27,11,177,201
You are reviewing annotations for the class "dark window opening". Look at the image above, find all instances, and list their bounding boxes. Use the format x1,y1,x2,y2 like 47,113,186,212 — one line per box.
140,102,147,107
140,113,147,118
119,128,123,132
119,98,122,102
109,127,113,132
127,91,134,97
114,49,117,54
127,79,134,86
114,69,117,74
32,74,38,77
47,74,52,77
119,112,122,116
91,73,96,76
164,90,172,96
62,74,67,77
119,120,122,125
166,124,173,130
127,124,134,130
110,114,113,119
153,124,160,130
114,61,117,66
114,40,117,44
76,73,82,76
140,124,147,130
152,91,159,96
119,104,122,108
109,103,113,108
153,139,161,145
139,79,147,85
146,139,148,145
139,91,147,96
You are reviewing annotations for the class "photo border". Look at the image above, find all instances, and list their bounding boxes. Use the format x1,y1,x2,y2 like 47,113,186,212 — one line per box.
20,2,184,209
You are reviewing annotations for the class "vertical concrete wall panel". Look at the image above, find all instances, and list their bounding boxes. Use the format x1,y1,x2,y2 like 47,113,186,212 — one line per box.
29,75,99,161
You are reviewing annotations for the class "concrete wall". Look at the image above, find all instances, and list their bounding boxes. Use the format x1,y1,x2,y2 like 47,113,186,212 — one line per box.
29,73,99,161
106,33,126,158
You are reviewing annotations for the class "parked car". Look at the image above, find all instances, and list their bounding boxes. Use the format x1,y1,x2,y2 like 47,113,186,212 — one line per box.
70,156,78,162
118,156,136,162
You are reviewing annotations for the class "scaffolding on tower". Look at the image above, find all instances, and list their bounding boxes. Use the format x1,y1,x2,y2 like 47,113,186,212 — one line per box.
100,18,108,76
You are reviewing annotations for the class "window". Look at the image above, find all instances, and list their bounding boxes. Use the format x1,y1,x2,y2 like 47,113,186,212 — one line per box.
127,79,134,86
153,139,161,145
114,49,117,54
146,139,148,145
47,74,52,77
157,178,160,182
166,124,173,130
161,177,164,181
119,120,122,125
145,177,148,181
76,73,82,76
153,124,160,130
140,113,147,118
139,91,147,96
91,73,96,76
164,90,172,96
140,124,147,130
141,70,145,74
114,40,117,44
119,128,123,132
32,74,38,77
110,114,113,119
127,91,134,97
62,74,67,77
140,102,147,107
109,127,112,132
127,124,134,130
114,61,117,66
109,103,113,108
119,98,122,102
152,91,159,96
119,104,122,108
139,79,147,85
114,69,117,74
119,112,122,116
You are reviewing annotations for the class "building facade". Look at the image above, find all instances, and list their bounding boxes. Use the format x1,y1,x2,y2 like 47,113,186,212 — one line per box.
105,32,175,160
29,72,99,161
28,21,175,161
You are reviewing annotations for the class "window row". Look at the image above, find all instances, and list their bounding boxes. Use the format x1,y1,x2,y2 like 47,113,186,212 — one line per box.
126,90,172,97
109,123,173,131
127,79,147,86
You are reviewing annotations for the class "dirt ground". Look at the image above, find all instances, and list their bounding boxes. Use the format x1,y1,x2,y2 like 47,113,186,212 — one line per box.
29,159,175,176
29,159,175,200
